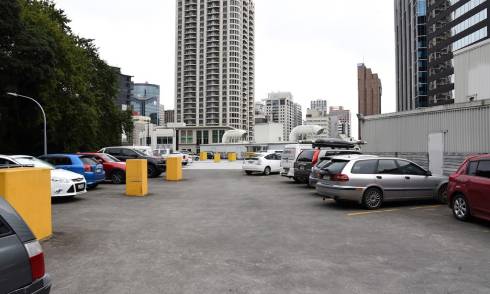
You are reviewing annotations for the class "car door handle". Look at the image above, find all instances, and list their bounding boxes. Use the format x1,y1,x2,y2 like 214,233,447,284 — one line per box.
376,176,382,179
405,176,411,180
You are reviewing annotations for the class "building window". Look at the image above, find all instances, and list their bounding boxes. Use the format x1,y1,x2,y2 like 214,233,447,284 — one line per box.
157,137,173,145
180,130,193,144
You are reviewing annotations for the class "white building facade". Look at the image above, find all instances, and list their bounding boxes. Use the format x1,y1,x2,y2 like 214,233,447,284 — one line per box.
263,92,302,141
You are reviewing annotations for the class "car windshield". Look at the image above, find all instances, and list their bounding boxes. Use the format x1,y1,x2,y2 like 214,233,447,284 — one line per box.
14,157,55,169
132,149,148,157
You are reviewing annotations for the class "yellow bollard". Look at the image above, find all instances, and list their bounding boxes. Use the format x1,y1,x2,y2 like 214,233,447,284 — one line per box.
0,168,52,240
214,153,221,163
228,153,237,161
166,157,183,181
126,159,148,197
200,152,207,161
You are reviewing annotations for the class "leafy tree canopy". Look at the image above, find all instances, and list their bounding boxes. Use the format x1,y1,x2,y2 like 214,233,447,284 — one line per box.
0,0,133,155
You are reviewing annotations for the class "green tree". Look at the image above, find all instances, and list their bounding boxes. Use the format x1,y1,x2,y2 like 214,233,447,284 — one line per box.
0,0,132,155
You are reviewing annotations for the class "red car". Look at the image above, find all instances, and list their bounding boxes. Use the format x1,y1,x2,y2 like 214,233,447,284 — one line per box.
448,154,490,222
79,153,127,184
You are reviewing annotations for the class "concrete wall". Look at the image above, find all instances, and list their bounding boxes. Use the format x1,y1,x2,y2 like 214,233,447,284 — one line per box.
454,39,490,103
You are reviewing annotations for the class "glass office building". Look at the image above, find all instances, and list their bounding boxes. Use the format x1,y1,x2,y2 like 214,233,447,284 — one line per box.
395,0,429,111
131,83,160,125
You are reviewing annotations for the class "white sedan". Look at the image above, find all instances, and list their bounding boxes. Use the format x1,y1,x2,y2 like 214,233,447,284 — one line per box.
242,152,282,176
11,155,87,198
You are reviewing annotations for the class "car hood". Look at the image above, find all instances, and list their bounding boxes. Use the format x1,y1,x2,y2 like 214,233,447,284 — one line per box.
52,169,84,180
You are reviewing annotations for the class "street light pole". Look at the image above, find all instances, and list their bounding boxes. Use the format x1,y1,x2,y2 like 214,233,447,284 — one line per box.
6,92,48,156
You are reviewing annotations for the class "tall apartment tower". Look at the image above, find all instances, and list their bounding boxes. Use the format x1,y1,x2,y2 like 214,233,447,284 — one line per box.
357,63,382,116
395,0,429,111
428,0,489,105
264,92,302,141
175,0,255,141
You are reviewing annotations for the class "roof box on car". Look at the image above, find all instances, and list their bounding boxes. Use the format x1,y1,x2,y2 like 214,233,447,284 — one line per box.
312,138,356,149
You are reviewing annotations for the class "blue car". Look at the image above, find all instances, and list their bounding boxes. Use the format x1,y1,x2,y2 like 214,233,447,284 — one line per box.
40,154,105,189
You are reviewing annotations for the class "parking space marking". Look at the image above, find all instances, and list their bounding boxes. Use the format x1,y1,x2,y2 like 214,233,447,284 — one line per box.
409,205,444,210
347,209,400,217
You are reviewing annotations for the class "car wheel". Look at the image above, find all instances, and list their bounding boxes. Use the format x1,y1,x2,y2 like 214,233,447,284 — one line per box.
437,184,448,204
453,194,470,221
362,188,383,210
148,164,157,178
263,166,271,176
245,171,253,175
111,170,125,185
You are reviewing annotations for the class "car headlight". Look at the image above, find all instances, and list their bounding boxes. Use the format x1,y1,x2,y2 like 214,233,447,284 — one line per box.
51,177,71,183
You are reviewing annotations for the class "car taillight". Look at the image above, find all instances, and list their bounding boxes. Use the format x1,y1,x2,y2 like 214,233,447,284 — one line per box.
24,240,45,280
84,164,92,172
330,174,349,182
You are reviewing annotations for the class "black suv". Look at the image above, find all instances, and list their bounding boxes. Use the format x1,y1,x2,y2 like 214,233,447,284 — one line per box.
99,147,166,178
0,197,51,293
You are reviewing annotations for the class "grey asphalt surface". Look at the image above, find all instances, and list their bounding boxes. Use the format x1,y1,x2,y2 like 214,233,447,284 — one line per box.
44,170,490,294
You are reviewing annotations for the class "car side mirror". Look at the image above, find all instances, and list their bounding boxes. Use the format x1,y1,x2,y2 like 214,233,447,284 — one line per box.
426,171,432,176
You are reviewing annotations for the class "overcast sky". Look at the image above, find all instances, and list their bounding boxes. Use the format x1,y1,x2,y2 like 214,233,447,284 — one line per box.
54,0,396,136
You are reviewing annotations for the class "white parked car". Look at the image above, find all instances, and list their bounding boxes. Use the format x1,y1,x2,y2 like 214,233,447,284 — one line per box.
11,155,87,198
242,152,282,176
154,149,192,165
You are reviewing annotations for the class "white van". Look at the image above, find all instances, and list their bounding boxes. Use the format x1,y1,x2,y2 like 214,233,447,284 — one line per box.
280,144,312,178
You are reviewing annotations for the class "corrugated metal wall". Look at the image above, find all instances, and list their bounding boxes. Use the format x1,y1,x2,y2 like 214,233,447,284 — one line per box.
361,101,490,153
454,40,490,103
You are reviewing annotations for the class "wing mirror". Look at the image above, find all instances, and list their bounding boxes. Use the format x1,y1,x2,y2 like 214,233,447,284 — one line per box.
426,171,432,176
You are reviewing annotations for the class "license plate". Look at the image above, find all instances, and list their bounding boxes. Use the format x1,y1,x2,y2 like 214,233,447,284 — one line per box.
77,184,85,190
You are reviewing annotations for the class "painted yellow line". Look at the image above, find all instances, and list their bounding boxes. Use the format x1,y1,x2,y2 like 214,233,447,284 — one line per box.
409,205,444,210
347,209,400,216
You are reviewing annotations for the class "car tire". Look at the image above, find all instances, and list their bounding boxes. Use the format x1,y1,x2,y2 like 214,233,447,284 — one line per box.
245,171,253,175
148,164,158,178
437,184,448,204
263,167,271,176
362,188,383,210
111,170,125,185
453,194,470,221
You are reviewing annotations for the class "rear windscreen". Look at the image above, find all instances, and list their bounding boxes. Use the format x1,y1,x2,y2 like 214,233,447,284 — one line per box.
322,161,348,174
81,157,98,165
297,150,315,162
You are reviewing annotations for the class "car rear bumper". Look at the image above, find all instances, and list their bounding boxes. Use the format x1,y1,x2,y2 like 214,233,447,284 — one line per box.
316,182,363,202
9,274,51,294
242,164,265,172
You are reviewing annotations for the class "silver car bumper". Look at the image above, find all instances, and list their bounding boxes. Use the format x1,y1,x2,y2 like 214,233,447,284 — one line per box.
316,182,363,202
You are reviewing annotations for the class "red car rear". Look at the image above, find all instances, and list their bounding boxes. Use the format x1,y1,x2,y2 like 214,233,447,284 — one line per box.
79,153,126,184
448,154,490,221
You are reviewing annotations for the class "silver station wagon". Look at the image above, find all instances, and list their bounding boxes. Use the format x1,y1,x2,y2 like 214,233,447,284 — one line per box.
316,156,448,209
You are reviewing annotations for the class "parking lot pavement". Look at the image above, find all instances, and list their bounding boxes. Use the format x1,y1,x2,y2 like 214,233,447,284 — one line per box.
44,170,490,294
185,160,243,170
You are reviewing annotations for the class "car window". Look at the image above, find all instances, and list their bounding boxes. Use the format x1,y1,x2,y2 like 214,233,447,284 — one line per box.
265,154,274,160
0,158,17,166
282,148,295,160
476,161,490,178
122,149,137,156
467,161,478,176
106,148,121,155
0,217,13,238
317,159,331,169
377,160,399,174
45,156,72,165
297,150,314,162
80,157,98,165
323,160,349,174
351,160,378,174
396,160,427,176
